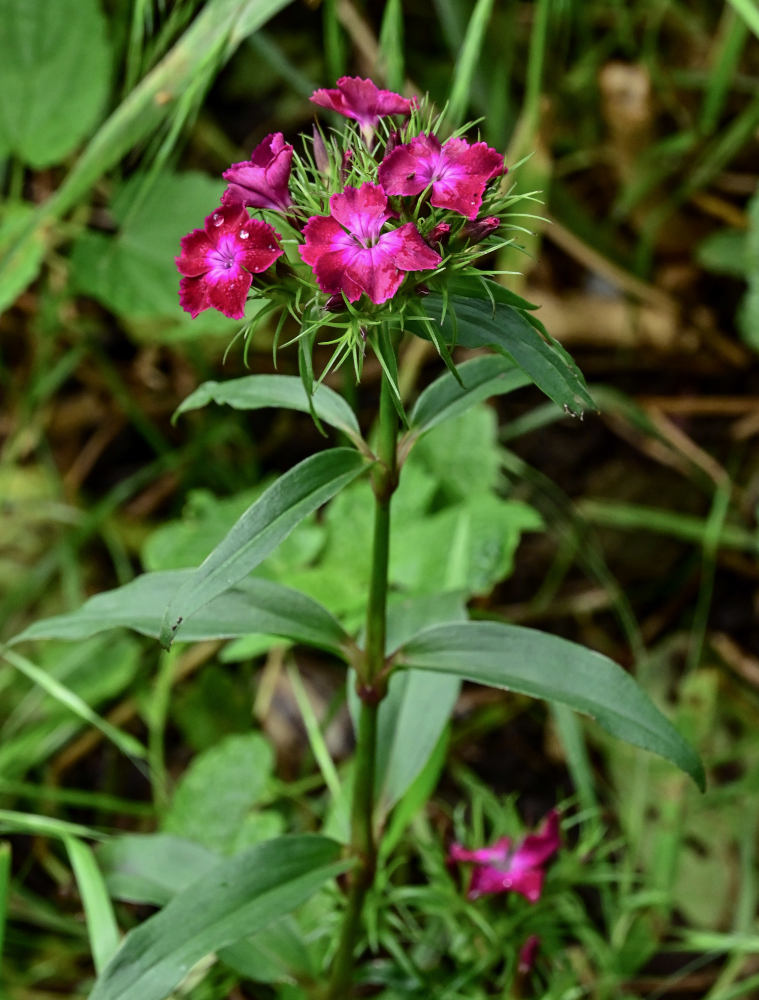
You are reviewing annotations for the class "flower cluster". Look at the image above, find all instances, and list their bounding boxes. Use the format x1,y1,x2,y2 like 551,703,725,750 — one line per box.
177,76,517,369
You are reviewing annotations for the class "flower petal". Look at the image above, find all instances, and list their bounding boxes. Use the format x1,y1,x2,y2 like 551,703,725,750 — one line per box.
329,183,391,243
178,275,210,317
204,265,252,320
378,134,442,197
176,227,213,277
380,223,441,272
468,863,545,903
221,132,293,212
509,810,560,872
449,837,512,865
310,76,412,131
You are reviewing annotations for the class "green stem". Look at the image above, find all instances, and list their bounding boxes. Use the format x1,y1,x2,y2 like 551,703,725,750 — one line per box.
325,371,398,999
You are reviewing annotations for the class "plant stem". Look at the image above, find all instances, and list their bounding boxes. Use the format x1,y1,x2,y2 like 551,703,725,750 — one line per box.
325,371,398,999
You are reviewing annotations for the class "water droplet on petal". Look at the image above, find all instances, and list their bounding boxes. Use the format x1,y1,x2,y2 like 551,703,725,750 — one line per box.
239,229,250,239
212,213,223,226
268,244,276,251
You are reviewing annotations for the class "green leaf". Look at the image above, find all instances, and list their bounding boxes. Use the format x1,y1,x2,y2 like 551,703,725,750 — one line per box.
88,835,349,1000
0,203,47,314
423,280,595,415
64,837,120,974
174,374,362,442
160,448,369,647
219,916,316,984
10,572,350,658
408,354,531,435
0,0,111,167
395,621,705,789
739,186,759,349
697,228,748,277
0,841,10,963
163,734,275,854
0,648,147,762
70,172,231,322
97,834,218,907
0,809,106,841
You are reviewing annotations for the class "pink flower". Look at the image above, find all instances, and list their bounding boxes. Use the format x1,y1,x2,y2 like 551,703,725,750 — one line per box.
221,132,293,212
378,133,505,219
449,810,560,903
518,934,540,974
176,205,283,319
298,182,440,305
310,77,413,142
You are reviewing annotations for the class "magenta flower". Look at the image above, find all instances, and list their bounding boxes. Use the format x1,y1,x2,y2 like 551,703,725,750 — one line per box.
221,132,293,212
298,182,440,305
176,204,283,319
310,77,413,142
378,133,504,219
518,935,540,974
449,810,560,902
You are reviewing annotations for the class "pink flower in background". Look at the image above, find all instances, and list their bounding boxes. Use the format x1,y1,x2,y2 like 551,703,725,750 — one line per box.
449,810,560,902
379,133,504,219
298,182,440,305
176,205,283,319
221,132,293,212
518,934,541,973
310,77,413,142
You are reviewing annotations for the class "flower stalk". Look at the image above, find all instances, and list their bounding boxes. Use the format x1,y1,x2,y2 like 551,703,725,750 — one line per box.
325,369,398,999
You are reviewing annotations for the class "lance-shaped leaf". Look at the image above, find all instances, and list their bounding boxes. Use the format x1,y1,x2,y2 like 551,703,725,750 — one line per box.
408,354,531,435
160,448,369,647
10,572,350,659
88,835,348,1000
423,281,595,416
394,621,705,790
174,374,362,444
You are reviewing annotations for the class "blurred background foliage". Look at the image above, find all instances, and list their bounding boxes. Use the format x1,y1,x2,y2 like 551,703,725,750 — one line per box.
1,0,759,997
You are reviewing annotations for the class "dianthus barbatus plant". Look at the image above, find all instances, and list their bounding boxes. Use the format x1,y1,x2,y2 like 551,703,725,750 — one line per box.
14,77,703,1000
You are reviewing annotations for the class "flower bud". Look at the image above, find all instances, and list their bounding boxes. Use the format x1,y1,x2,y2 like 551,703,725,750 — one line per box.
312,126,329,175
461,215,500,242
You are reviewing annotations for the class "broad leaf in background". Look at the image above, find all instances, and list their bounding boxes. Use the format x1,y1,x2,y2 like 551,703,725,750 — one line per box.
98,836,322,987
423,278,595,415
88,835,349,1000
407,352,531,436
10,573,350,658
0,0,110,167
395,621,705,789
159,448,369,647
162,733,278,854
70,172,236,325
142,488,324,576
697,186,759,349
97,834,218,907
174,374,363,444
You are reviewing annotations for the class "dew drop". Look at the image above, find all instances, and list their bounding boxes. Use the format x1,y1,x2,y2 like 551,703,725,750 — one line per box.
268,244,276,251
239,229,250,239
212,212,223,226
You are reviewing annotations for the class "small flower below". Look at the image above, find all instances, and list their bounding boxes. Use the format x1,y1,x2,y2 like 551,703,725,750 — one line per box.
310,76,413,143
176,205,283,319
518,934,541,974
379,133,504,219
298,182,440,305
221,132,293,213
449,810,560,903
